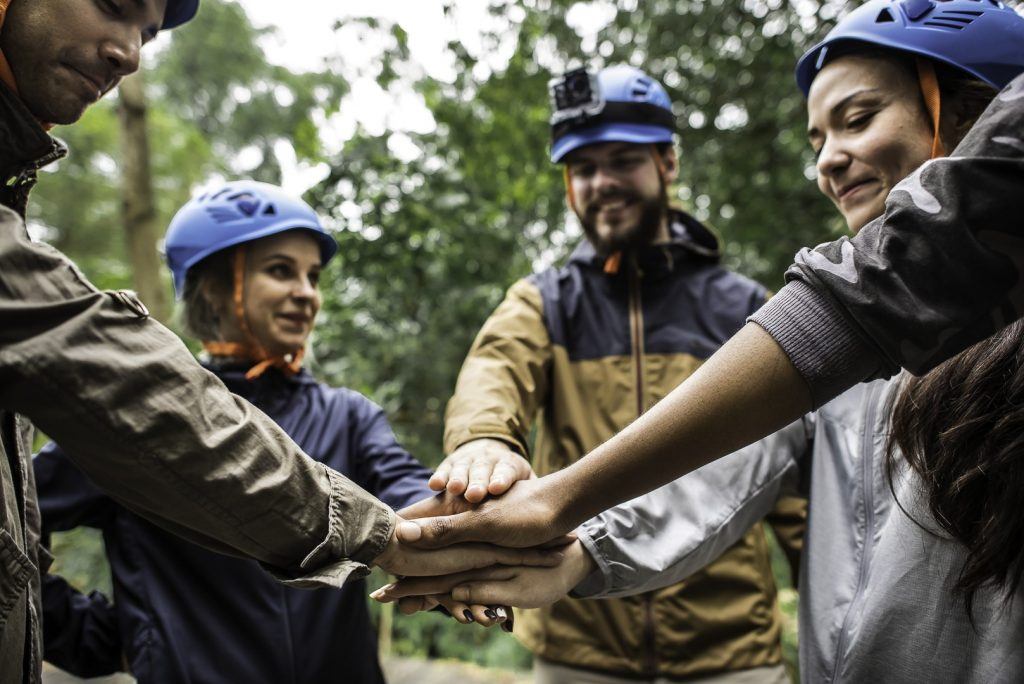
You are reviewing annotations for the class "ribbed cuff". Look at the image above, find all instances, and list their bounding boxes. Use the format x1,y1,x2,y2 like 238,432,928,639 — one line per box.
569,526,614,598
750,280,879,408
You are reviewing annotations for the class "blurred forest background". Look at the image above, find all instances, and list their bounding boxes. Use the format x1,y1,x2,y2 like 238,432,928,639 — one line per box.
36,0,941,677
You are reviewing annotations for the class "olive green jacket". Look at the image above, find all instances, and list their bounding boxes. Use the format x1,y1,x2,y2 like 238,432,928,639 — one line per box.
0,86,394,684
446,213,805,679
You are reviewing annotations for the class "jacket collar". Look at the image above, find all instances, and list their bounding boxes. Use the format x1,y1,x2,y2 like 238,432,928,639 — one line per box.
568,208,721,276
202,360,318,395
0,82,64,185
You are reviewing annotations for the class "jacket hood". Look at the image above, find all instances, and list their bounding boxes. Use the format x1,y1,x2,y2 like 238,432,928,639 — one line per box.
568,208,721,273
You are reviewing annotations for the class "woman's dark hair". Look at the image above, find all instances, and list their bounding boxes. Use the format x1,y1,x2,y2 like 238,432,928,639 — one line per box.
888,321,1024,616
886,60,1013,618
179,248,234,341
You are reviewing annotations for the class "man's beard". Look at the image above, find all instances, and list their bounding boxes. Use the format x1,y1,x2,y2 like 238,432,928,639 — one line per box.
579,189,668,256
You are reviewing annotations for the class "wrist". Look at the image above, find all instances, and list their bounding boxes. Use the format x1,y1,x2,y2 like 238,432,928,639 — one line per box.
542,469,584,533
561,540,597,592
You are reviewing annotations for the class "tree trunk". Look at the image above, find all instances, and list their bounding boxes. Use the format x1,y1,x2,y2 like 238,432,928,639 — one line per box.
118,70,170,323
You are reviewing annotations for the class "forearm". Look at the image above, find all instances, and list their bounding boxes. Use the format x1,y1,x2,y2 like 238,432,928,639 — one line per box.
552,324,810,528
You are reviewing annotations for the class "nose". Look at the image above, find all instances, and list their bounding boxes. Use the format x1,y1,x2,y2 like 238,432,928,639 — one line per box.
816,135,851,183
591,164,622,197
99,30,142,79
291,277,318,302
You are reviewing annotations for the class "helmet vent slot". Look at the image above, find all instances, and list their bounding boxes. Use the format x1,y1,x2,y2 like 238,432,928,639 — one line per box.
876,7,896,21
262,204,277,216
631,77,652,100
923,18,969,28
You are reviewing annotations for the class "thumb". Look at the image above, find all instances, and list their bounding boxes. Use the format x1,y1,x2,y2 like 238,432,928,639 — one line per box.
396,519,423,543
396,512,475,548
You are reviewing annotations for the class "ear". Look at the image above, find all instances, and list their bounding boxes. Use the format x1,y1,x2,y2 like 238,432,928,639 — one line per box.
659,146,679,183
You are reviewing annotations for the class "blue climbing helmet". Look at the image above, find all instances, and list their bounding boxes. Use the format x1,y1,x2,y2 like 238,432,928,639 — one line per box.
163,0,200,30
549,64,677,163
164,180,338,298
796,0,1024,96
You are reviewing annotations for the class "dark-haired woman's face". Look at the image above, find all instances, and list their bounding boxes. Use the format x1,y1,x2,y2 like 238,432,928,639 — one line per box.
807,54,933,233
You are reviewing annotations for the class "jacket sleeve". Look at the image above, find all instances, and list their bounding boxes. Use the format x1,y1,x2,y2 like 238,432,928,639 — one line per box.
40,575,121,678
443,278,552,456
573,415,813,598
0,214,394,589
33,444,122,676
349,394,435,511
751,74,1024,408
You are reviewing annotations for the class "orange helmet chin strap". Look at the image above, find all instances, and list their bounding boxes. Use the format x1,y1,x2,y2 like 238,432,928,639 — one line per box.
915,58,945,160
563,145,671,276
201,245,305,380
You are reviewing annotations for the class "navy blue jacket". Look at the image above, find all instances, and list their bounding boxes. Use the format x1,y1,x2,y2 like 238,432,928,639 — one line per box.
35,364,434,684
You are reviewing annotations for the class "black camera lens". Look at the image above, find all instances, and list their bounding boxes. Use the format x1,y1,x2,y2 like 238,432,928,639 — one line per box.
566,72,589,98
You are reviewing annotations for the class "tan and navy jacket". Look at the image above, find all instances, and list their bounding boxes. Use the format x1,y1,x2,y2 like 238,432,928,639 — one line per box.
445,209,805,679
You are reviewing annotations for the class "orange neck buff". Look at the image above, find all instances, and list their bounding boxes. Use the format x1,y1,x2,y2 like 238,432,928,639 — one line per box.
201,246,306,381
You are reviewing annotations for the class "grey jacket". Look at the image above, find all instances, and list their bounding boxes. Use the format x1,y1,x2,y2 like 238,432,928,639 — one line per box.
0,85,394,683
575,379,1024,683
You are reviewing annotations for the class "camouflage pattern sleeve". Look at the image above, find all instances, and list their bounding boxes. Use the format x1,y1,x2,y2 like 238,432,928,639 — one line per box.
752,73,1024,408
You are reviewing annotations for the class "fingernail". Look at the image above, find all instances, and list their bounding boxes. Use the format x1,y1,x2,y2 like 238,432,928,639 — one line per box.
501,613,515,633
463,609,474,623
495,606,508,620
396,521,422,542
484,608,497,619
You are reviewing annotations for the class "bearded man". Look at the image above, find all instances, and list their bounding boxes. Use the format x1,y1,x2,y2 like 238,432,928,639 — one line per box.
438,65,804,684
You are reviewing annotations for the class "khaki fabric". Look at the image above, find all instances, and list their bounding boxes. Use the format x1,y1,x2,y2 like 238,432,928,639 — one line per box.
446,247,803,679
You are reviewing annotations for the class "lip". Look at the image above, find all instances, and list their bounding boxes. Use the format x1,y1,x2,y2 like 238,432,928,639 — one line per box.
835,179,877,202
63,64,104,100
594,197,636,214
276,313,311,326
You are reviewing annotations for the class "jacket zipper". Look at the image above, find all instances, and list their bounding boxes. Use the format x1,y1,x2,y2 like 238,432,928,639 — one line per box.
628,258,658,676
629,259,645,419
830,382,881,683
6,141,67,188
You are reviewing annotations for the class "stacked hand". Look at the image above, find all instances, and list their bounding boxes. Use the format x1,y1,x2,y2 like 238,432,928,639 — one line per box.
371,538,596,613
370,440,596,627
371,439,585,629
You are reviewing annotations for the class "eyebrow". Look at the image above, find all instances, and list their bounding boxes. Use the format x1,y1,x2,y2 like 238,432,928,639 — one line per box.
259,253,323,268
568,144,644,165
807,88,883,138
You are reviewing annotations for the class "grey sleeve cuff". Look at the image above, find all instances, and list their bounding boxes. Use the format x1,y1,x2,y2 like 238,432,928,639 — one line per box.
750,280,882,408
569,526,614,598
